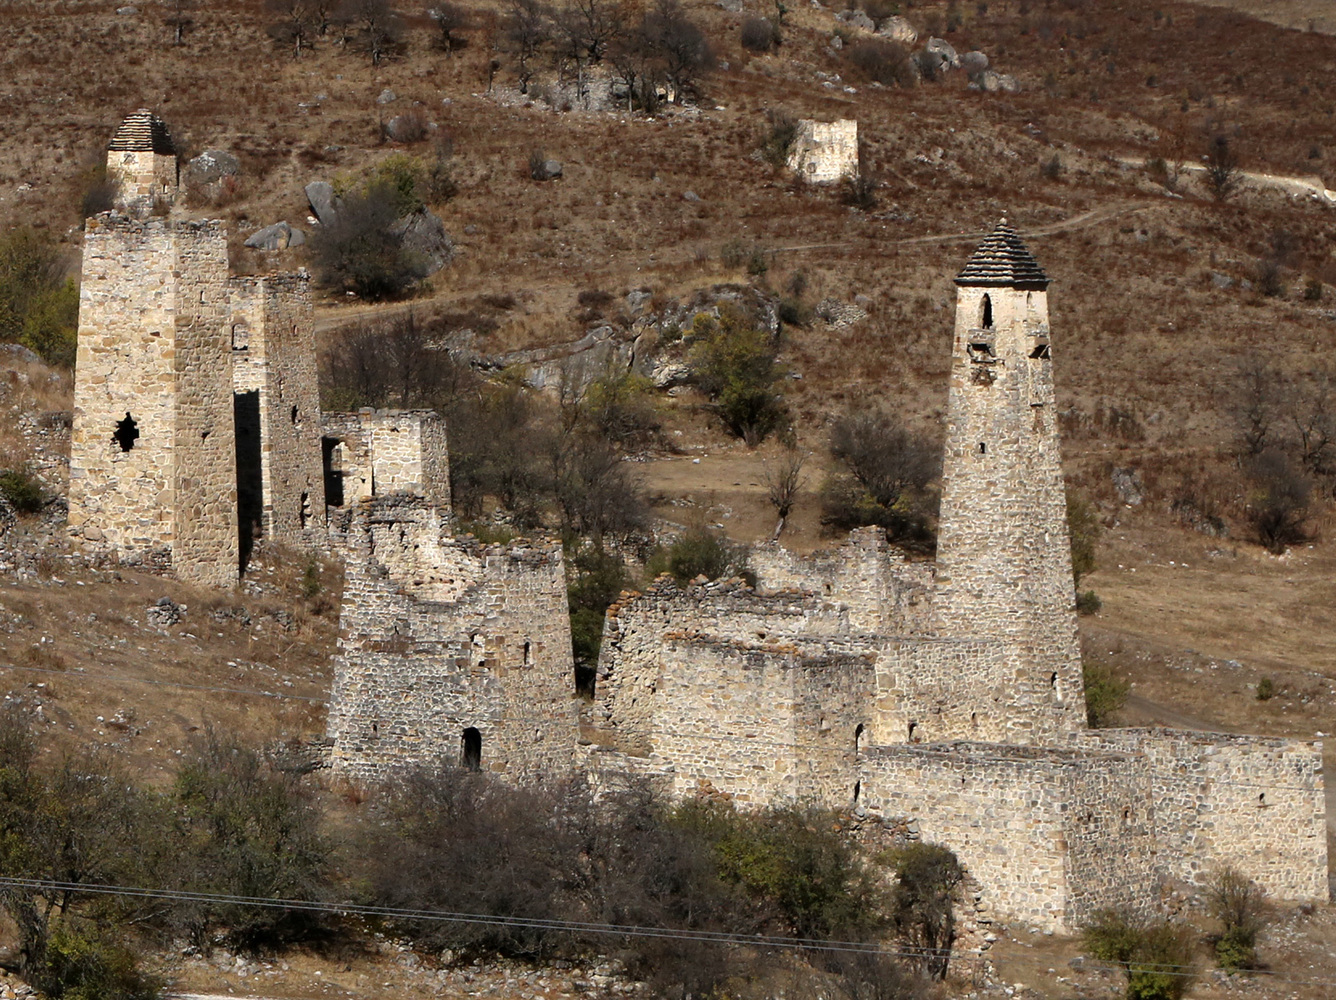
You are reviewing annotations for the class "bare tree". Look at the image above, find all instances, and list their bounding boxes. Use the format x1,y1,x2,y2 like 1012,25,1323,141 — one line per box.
1290,367,1336,484
267,0,318,58
1229,355,1282,458
763,443,808,539
340,0,405,65
1205,132,1242,202
573,0,622,62
429,1,468,54
164,0,194,44
642,0,714,103
505,0,552,94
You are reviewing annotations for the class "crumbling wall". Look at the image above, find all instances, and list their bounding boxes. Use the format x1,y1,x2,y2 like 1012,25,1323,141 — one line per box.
858,742,1160,933
750,526,933,634
786,119,859,183
69,214,237,588
328,496,576,780
1069,729,1328,900
228,273,323,549
321,409,450,513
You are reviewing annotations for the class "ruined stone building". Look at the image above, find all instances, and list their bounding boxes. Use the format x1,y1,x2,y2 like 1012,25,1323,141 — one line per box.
786,119,859,183
106,109,179,215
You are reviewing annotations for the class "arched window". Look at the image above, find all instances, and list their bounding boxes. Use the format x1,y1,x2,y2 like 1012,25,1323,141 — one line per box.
981,294,993,329
854,723,865,755
907,721,918,742
462,728,482,771
523,640,533,667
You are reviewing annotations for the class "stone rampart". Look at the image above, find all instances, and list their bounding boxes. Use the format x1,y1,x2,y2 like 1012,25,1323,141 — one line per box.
1069,729,1328,900
328,495,577,781
858,742,1161,933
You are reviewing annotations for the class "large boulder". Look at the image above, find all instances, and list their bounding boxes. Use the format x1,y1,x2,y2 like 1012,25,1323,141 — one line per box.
392,208,454,274
244,221,304,251
305,180,339,225
968,69,1020,93
836,8,875,31
532,159,564,181
918,36,960,78
184,150,240,186
878,15,917,45
959,50,989,77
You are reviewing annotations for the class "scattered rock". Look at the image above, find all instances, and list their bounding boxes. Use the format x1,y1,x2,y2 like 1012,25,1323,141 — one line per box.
836,8,875,31
0,343,42,365
716,0,743,10
828,34,843,50
305,181,339,226
878,15,917,45
532,159,563,181
392,208,454,274
683,190,700,202
146,597,186,629
815,297,868,329
463,224,478,235
244,221,304,251
0,499,16,538
624,288,653,318
960,50,989,77
384,114,427,143
184,149,241,187
918,36,960,78
1210,272,1234,290
115,5,138,13
376,88,397,104
1112,467,1144,506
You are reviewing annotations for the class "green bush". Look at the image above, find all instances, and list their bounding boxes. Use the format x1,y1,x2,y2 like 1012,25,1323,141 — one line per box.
687,306,788,445
1067,491,1100,587
0,228,78,366
310,185,429,301
37,925,160,1000
1076,589,1102,616
366,153,428,216
887,842,964,980
566,543,632,694
1255,676,1274,701
1083,910,1196,1000
1083,659,1128,727
0,467,46,513
1205,868,1266,970
649,525,751,586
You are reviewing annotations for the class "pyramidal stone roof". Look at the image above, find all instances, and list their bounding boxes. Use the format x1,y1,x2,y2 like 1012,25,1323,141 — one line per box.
954,219,1050,290
107,109,176,155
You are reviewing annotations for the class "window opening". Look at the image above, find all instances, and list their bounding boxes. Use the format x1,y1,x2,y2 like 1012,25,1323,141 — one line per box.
300,491,310,529
523,640,532,667
970,711,978,728
907,721,918,742
234,391,263,575
1049,672,1058,689
981,294,993,329
321,438,345,507
290,405,299,425
462,728,482,771
854,723,865,754
853,780,861,804
978,442,987,455
113,413,139,452
1258,793,1266,807
1030,344,1051,359
232,323,250,351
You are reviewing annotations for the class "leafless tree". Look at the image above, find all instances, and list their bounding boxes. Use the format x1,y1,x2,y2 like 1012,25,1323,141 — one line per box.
505,0,552,94
1290,367,1336,484
1205,132,1242,202
1229,355,1282,458
763,444,808,539
572,0,622,62
339,0,405,65
642,0,714,102
267,0,318,58
164,0,194,44
429,1,468,54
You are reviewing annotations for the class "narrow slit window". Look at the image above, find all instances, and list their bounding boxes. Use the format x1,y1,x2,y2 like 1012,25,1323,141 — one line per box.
981,294,993,329
907,721,918,742
978,442,987,455
1030,344,1051,359
854,723,865,754
462,728,482,771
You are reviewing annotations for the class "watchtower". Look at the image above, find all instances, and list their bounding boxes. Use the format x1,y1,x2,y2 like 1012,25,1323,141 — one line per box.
931,220,1085,733
67,214,238,589
106,109,178,215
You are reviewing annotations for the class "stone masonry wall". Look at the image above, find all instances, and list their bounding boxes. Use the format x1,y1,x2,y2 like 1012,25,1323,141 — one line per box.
858,743,1161,933
228,274,324,548
875,638,1082,745
108,150,177,213
933,285,1085,738
328,495,577,781
749,526,933,635
1070,729,1328,900
786,119,859,183
321,409,450,513
69,214,237,588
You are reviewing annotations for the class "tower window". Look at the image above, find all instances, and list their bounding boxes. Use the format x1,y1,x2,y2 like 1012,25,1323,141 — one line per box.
907,721,918,742
981,294,993,329
1030,344,1051,359
854,723,865,754
853,780,862,804
290,405,299,425
978,442,986,455
462,728,482,771
113,413,139,452
523,640,532,666
231,324,249,351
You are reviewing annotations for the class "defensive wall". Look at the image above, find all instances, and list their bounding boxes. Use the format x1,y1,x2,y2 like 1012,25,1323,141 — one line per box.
327,495,578,781
858,742,1161,933
1068,729,1328,901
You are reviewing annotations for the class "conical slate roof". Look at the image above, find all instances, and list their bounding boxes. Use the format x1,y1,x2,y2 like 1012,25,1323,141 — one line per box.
107,109,176,155
954,219,1050,290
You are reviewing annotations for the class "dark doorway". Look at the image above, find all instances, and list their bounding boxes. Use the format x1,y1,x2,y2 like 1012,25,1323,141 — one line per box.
321,437,345,507
234,391,263,575
462,727,482,771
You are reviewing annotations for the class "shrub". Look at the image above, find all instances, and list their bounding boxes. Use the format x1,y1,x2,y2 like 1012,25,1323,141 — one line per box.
581,368,660,448
688,306,788,445
841,172,878,210
1041,154,1063,180
741,15,778,51
1245,449,1310,554
365,153,428,216
845,39,917,87
310,184,429,300
1205,868,1266,971
649,524,751,585
1205,133,1241,202
35,925,160,1000
1302,278,1323,302
1084,910,1196,1000
0,228,79,366
1067,492,1100,587
887,843,963,981
720,238,748,269
78,161,118,218
1076,589,1102,616
1083,659,1128,727
0,467,46,513
1255,676,1275,701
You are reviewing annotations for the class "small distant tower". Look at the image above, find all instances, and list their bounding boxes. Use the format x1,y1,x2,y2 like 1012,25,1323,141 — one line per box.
106,109,178,215
68,215,238,589
933,219,1085,731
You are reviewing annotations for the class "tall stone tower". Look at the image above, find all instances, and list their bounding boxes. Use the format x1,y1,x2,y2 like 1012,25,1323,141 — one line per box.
67,215,238,589
932,220,1085,733
106,109,178,215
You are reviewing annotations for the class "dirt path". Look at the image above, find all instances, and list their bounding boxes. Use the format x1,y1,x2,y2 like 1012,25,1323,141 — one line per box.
1117,156,1336,204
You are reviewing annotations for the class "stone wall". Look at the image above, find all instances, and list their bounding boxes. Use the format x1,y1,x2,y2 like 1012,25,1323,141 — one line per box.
107,150,177,213
321,409,451,513
786,119,859,183
933,285,1086,738
749,526,933,634
874,638,1082,745
228,273,324,550
858,742,1161,933
69,214,237,589
327,496,577,781
1070,729,1328,900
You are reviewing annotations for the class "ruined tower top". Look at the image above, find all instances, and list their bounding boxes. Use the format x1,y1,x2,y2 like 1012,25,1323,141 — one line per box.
954,219,1050,290
107,109,177,155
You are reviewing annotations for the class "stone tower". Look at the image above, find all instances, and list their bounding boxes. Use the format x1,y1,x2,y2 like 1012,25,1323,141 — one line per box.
67,214,238,589
106,110,178,215
931,220,1085,733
